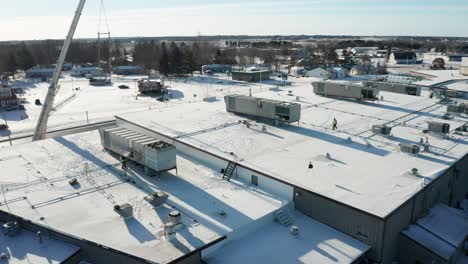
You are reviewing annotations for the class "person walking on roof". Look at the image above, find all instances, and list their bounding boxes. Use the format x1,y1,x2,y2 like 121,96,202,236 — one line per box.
332,118,338,131
120,155,129,170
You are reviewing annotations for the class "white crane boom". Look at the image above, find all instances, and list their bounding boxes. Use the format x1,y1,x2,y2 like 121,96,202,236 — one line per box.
33,0,86,141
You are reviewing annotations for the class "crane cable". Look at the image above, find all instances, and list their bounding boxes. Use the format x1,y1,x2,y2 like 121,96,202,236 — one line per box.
98,0,110,33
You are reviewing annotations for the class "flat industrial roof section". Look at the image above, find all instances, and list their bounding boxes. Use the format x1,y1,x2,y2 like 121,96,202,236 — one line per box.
401,203,468,261
0,131,284,263
0,224,80,264
117,84,468,218
204,211,370,264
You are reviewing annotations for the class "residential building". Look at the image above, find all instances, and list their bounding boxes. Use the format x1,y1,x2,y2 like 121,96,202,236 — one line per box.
461,58,468,76
25,67,55,79
0,83,18,108
304,67,330,78
290,66,306,77
201,64,232,74
231,70,271,82
388,51,418,64
329,67,349,79
70,67,101,77
113,65,145,75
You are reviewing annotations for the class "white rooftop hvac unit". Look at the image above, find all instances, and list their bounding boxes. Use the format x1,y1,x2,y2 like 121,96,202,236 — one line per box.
225,94,301,123
99,126,176,173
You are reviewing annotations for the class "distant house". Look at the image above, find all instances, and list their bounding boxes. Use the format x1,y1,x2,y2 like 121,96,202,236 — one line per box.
350,64,376,76
113,66,145,75
304,67,330,78
231,70,272,82
290,66,306,77
201,64,232,74
70,67,101,77
388,52,417,64
329,67,349,79
0,83,18,108
461,58,468,76
25,68,55,79
351,47,378,56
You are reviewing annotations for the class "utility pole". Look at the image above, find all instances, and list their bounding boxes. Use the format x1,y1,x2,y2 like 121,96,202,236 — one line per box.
33,0,86,141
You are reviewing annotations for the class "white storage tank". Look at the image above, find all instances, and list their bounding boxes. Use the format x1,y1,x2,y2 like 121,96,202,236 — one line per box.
224,95,301,123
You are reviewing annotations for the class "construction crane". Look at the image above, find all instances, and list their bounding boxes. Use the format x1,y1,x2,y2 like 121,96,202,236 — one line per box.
32,0,86,141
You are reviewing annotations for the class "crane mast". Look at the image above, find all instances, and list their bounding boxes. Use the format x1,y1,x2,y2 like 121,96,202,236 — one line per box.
32,0,86,141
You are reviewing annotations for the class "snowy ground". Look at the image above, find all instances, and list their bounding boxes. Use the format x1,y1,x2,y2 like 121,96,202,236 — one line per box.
1,73,285,140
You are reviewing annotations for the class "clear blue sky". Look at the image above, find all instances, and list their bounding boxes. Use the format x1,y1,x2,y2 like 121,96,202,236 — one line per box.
0,0,467,41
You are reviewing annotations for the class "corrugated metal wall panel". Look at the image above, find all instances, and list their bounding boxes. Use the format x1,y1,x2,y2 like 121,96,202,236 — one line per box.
294,187,384,262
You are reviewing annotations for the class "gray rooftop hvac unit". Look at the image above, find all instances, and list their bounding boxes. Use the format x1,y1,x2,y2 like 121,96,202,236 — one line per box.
114,203,133,219
312,81,378,101
427,121,450,134
224,95,301,123
144,192,169,207
399,144,420,154
99,126,176,173
447,104,465,113
372,125,392,135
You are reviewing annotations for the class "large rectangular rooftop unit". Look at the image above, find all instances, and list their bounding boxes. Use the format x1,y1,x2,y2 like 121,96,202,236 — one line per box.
312,81,378,101
427,121,450,134
362,81,422,96
224,95,301,123
99,126,176,173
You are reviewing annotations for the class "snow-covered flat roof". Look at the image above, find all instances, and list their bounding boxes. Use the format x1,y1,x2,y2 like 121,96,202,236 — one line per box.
117,82,468,218
0,225,80,264
204,210,370,264
401,203,468,260
0,131,284,263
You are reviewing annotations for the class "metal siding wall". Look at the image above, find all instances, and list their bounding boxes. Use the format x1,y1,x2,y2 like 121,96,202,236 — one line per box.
398,234,447,264
294,187,384,262
382,201,413,264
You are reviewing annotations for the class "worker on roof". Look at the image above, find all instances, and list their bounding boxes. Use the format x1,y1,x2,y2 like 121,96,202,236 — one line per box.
332,118,338,131
120,155,129,170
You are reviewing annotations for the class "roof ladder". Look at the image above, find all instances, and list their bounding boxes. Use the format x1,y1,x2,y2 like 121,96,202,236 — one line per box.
222,161,237,181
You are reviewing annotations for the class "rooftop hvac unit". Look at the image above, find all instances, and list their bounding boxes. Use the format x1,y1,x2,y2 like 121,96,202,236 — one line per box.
427,121,450,134
224,95,301,123
447,104,465,113
99,126,177,173
144,192,169,207
114,203,133,219
372,125,392,135
169,210,182,226
399,143,420,154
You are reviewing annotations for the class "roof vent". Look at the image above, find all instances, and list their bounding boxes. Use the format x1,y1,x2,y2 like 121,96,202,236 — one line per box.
427,121,450,134
114,203,133,219
442,113,453,120
325,153,332,159
290,225,299,236
169,210,182,226
410,168,419,176
2,222,20,237
399,143,420,154
372,125,392,135
144,192,169,207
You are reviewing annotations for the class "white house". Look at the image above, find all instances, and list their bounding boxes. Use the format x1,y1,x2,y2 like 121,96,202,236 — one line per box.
304,67,330,78
70,67,101,77
461,58,468,76
329,67,349,79
290,66,306,77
